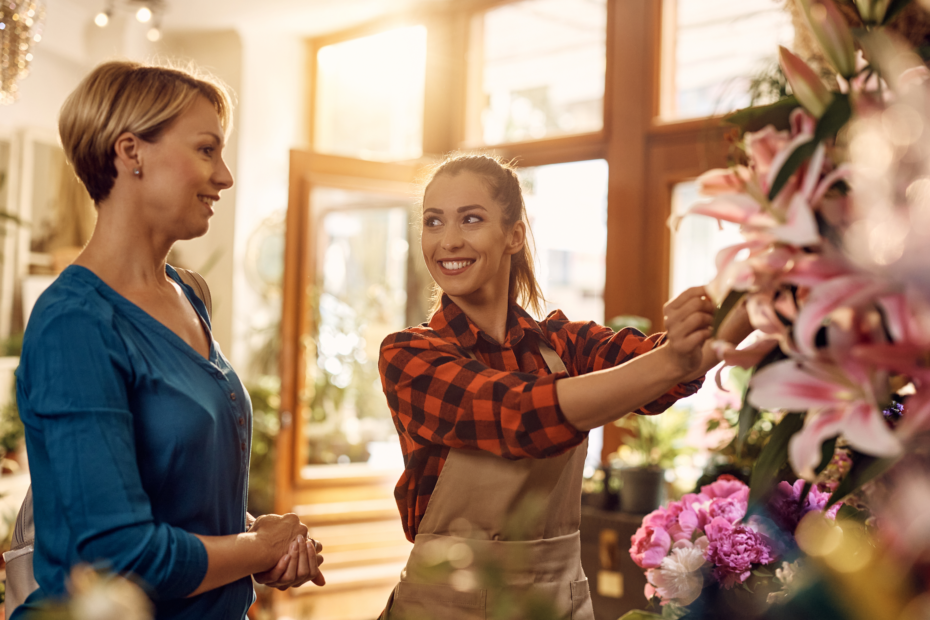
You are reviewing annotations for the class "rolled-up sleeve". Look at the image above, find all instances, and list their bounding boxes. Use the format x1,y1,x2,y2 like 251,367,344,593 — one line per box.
380,332,586,460
19,307,207,598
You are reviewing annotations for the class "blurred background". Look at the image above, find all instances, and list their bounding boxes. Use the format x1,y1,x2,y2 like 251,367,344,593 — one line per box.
0,0,806,618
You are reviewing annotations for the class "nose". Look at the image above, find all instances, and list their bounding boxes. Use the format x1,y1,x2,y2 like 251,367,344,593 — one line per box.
441,223,464,251
213,156,234,190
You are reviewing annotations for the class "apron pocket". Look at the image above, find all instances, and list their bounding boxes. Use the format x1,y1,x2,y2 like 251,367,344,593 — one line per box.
571,578,593,620
392,581,487,620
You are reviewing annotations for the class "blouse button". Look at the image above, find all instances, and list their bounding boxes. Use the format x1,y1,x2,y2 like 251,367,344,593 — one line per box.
240,442,246,451
230,392,237,401
239,417,245,426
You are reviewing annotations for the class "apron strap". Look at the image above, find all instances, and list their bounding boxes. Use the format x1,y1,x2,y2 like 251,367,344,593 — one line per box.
466,338,568,376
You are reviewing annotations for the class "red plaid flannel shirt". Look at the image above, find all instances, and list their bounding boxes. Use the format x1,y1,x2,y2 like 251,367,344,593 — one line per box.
379,295,703,541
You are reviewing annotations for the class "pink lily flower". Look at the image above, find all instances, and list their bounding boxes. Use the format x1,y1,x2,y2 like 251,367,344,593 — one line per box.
749,359,902,479
798,0,857,77
780,46,833,118
712,336,780,370
793,274,889,358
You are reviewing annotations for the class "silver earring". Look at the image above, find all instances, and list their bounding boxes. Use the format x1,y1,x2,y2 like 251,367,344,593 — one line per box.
133,167,142,178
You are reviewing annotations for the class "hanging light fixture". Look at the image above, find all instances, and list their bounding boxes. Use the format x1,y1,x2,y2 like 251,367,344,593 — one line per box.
0,0,46,105
93,1,166,38
94,1,113,27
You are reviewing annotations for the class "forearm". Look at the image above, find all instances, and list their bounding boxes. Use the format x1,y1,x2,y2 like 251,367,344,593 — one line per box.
188,532,276,597
557,346,685,431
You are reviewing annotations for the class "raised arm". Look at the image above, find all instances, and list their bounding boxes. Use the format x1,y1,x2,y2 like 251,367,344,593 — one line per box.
556,287,744,431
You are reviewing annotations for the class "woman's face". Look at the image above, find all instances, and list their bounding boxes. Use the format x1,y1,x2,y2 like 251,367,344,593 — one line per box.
136,95,233,240
421,171,524,307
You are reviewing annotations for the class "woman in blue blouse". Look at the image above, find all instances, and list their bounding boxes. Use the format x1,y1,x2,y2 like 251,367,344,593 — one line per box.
14,61,322,619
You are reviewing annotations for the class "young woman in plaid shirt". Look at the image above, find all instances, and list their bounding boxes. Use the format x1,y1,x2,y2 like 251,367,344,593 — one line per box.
378,154,752,620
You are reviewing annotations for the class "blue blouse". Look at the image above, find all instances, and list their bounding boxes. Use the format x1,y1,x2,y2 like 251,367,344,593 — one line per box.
14,265,254,620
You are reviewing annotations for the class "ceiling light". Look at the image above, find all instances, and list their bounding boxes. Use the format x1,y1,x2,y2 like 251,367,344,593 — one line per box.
94,11,109,27
146,26,161,42
136,6,152,22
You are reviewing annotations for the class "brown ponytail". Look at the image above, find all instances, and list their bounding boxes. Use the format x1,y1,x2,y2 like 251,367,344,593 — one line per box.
421,153,545,317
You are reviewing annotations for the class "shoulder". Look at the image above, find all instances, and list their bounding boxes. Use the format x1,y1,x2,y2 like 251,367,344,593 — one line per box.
380,323,461,354
538,308,611,342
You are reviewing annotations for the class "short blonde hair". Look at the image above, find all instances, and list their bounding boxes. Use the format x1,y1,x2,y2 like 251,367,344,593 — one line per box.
59,60,234,204
422,153,545,318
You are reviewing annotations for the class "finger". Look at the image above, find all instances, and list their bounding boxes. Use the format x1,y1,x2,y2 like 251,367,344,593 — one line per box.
310,568,326,587
669,313,714,345
678,327,713,352
311,538,323,553
278,539,299,584
292,535,311,586
256,553,291,585
664,286,709,312
666,295,715,324
316,553,325,567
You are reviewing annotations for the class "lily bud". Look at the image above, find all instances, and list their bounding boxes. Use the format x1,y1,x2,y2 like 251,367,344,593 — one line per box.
799,0,857,78
854,0,890,23
779,46,833,118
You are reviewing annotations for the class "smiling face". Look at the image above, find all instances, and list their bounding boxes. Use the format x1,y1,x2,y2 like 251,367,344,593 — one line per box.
135,95,233,240
421,170,525,308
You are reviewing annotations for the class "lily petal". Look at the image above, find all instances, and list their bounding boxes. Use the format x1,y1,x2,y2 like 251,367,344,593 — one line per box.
749,359,851,411
842,400,903,458
794,275,888,357
769,192,821,247
713,336,780,369
686,193,764,224
799,0,857,77
697,168,746,196
788,407,845,479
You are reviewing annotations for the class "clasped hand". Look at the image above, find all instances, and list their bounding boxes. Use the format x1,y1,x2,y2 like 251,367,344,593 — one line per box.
248,513,326,590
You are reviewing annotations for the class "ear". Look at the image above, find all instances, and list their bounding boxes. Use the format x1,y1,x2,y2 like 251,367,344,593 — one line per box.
504,220,526,256
113,131,144,177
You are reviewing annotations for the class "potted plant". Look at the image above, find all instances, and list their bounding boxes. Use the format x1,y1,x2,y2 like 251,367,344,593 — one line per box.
609,407,693,514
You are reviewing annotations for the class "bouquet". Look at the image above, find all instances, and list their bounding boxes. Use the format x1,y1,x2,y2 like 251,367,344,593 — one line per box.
629,476,840,616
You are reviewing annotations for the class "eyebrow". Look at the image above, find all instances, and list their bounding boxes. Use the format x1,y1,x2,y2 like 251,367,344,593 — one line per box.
198,131,224,146
423,204,487,216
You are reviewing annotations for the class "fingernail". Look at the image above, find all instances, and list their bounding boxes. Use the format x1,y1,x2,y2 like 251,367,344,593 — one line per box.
298,534,305,544
290,541,297,553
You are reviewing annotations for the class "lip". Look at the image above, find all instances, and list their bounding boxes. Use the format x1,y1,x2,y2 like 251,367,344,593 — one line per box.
437,258,475,275
198,194,219,215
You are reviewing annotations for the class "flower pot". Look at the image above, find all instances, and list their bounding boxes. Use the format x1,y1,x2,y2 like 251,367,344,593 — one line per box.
619,466,665,514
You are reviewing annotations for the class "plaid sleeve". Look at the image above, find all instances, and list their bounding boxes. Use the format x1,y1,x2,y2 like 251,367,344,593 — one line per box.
541,312,704,416
379,331,586,459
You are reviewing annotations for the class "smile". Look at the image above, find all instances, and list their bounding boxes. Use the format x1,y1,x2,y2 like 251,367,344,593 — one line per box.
198,195,217,208
439,260,474,271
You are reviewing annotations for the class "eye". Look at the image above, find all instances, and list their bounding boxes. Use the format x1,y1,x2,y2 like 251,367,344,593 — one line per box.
463,214,483,224
200,146,216,156
423,216,441,228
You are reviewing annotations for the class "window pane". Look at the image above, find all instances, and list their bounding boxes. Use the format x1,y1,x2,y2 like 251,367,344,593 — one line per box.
306,188,411,470
476,0,606,145
520,159,608,322
315,26,427,161
666,0,793,120
669,181,743,298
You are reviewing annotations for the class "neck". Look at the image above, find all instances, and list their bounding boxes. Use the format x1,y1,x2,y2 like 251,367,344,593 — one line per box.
73,198,174,290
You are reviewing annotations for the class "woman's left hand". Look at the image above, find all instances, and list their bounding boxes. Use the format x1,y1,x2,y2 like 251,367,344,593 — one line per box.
662,286,716,380
253,536,325,590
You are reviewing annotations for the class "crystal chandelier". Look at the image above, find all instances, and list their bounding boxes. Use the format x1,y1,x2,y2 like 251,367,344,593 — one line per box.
0,0,46,105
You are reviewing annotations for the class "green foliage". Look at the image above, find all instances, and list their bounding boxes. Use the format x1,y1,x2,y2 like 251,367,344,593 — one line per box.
826,450,897,508
607,315,653,335
0,379,23,456
246,375,281,516
618,611,664,620
712,290,746,337
614,408,694,469
725,96,799,134
749,413,804,505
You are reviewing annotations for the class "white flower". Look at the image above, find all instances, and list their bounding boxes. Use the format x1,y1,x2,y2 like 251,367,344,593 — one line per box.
775,560,801,586
646,540,707,606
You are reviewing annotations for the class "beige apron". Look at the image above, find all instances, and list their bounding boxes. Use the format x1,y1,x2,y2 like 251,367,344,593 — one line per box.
381,341,594,620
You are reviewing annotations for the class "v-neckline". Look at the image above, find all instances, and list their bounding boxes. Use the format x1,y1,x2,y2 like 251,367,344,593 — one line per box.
68,264,217,367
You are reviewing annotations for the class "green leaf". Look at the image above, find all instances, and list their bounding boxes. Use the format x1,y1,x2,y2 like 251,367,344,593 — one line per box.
882,0,913,24
737,386,760,455
712,289,747,336
725,96,799,134
827,451,898,507
753,568,774,577
619,612,665,620
767,94,852,201
750,413,804,505
767,140,818,201
815,436,838,475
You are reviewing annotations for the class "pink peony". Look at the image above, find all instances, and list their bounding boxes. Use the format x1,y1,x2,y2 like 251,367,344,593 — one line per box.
707,496,748,524
701,475,750,501
630,522,672,569
703,517,776,588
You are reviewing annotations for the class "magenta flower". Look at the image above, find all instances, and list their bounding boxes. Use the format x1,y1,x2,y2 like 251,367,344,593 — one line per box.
701,476,750,501
769,479,842,534
630,522,672,569
704,518,776,589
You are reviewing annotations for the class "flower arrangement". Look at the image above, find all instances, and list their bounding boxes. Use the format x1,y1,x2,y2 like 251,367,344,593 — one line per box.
628,475,840,616
625,0,930,616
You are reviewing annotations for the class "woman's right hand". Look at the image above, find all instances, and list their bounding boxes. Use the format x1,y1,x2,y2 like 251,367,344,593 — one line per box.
660,286,715,381
249,514,324,588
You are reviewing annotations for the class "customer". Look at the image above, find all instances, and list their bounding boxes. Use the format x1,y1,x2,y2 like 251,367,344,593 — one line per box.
14,61,322,620
378,154,752,619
